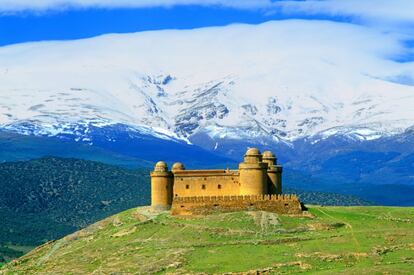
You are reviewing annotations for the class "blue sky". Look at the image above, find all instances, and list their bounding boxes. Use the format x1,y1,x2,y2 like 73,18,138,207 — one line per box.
1,0,414,52
0,7,316,46
0,5,350,47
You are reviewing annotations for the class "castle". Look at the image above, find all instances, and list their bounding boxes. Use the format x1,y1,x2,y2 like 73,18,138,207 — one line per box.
150,148,303,215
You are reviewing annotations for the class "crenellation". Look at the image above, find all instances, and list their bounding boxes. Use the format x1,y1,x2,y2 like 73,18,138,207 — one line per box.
172,194,300,204
170,194,302,215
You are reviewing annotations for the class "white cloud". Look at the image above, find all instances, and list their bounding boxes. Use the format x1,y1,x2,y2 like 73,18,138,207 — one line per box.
276,0,414,24
0,0,413,25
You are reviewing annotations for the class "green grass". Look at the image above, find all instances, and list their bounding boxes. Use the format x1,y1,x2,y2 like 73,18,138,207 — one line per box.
2,206,414,274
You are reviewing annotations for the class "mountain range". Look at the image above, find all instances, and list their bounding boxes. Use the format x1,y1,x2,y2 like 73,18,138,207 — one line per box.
0,20,413,205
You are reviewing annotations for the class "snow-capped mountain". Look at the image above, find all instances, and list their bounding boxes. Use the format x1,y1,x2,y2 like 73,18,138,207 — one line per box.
0,20,414,146
1,20,414,205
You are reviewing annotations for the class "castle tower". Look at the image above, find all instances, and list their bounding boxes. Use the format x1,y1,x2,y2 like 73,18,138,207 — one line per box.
263,151,282,194
150,161,173,210
238,148,268,195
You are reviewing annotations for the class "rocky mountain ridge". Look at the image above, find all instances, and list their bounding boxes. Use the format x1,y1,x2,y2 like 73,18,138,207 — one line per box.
1,20,413,147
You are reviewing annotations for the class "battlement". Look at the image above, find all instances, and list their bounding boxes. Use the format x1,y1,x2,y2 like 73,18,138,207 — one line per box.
171,194,302,215
173,194,299,203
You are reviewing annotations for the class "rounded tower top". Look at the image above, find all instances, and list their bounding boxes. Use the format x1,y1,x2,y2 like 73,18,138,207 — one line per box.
243,147,262,163
245,147,260,156
262,151,275,158
154,161,168,172
172,162,185,171
262,150,277,166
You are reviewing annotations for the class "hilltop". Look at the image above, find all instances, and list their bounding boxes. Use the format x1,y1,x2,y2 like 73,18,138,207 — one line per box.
0,156,371,263
2,206,414,274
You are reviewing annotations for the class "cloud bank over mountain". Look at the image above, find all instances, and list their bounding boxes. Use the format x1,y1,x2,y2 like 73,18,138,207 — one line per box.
0,20,413,143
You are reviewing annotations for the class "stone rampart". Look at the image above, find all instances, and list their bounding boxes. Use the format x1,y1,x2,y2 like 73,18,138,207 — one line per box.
171,194,302,215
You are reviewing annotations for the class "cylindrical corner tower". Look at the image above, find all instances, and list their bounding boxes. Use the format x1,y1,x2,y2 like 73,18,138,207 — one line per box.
150,161,173,210
262,151,282,194
239,148,268,195
274,165,283,194
262,151,276,167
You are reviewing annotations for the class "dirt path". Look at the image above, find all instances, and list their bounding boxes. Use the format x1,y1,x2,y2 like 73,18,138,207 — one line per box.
36,239,65,266
315,208,360,248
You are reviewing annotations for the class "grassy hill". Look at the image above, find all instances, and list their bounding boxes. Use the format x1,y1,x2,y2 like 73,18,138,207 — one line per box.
0,157,373,263
2,206,414,274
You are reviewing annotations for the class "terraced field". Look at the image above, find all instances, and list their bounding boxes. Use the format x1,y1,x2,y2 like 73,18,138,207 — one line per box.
2,206,414,274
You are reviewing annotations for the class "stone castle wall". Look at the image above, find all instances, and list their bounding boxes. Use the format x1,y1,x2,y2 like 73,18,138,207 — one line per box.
171,194,302,215
173,170,240,197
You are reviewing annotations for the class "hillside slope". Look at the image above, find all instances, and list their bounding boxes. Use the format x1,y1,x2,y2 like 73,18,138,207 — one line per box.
3,206,414,274
0,157,372,263
0,157,149,262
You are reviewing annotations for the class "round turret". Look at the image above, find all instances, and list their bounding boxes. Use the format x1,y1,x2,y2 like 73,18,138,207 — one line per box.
239,148,267,195
262,150,277,166
246,147,260,155
172,162,185,172
151,161,173,210
154,161,168,172
262,150,275,158
243,148,262,163
263,151,282,195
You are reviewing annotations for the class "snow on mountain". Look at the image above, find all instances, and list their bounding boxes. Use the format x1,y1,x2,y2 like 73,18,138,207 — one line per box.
0,20,413,144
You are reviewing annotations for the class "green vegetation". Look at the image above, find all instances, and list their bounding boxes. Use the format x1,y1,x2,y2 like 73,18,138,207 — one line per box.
2,206,414,274
286,188,373,206
0,157,150,262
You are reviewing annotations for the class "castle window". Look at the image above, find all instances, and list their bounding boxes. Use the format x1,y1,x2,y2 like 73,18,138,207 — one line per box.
218,184,222,189
202,184,206,190
186,184,190,189
204,177,207,180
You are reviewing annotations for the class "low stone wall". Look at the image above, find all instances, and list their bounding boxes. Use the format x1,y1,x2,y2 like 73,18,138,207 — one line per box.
171,194,303,215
